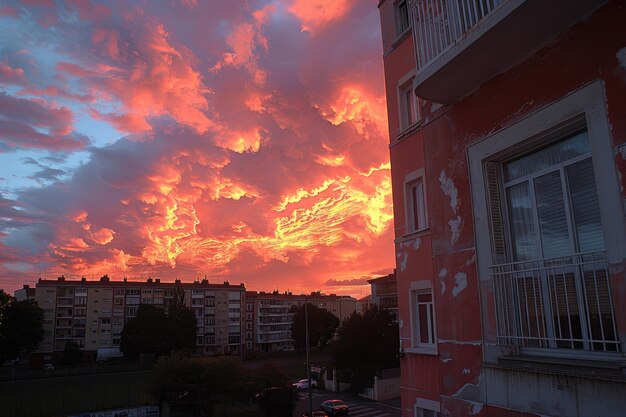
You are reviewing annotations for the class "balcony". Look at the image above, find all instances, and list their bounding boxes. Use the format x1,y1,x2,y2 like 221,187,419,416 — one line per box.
491,251,619,353
410,0,608,103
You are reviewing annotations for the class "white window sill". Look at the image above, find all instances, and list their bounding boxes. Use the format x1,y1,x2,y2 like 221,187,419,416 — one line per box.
394,228,430,244
405,346,438,355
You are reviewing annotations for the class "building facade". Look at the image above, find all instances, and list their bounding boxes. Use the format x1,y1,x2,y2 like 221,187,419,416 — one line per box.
32,276,246,364
379,1,626,416
244,291,359,354
368,271,398,317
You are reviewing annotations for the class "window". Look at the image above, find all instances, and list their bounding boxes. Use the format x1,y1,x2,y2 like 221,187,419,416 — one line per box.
468,82,624,358
394,0,410,36
411,288,436,352
405,171,427,234
399,79,418,131
487,130,618,352
414,398,440,417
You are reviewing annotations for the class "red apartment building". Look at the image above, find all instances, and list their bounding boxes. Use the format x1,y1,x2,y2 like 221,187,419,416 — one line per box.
378,1,626,416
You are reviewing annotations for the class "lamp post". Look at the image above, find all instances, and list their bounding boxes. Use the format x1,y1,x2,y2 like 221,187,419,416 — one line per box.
305,298,313,416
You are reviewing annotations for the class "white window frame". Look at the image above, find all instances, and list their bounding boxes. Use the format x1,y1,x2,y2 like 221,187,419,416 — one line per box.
407,280,437,354
398,73,418,132
414,397,441,417
468,80,625,361
404,169,428,234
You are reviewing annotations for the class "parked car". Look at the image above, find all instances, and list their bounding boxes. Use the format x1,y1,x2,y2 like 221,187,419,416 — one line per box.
320,399,349,415
42,363,54,372
292,378,317,390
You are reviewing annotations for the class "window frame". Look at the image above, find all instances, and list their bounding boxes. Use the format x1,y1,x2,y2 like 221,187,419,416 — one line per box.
407,281,437,354
398,74,419,132
468,80,625,362
404,169,428,235
414,397,441,417
394,0,411,38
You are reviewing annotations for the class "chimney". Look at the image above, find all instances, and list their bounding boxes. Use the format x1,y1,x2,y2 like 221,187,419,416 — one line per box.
147,278,153,283
155,278,160,284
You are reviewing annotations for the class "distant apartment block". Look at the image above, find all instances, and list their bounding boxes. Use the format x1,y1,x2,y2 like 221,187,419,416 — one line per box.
30,275,245,364
368,271,398,317
245,291,358,353
22,276,360,362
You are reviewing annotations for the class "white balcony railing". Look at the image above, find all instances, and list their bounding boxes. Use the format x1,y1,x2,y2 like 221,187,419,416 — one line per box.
491,251,620,353
409,0,505,70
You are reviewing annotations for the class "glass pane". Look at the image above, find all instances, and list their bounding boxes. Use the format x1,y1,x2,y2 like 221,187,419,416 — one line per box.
506,182,537,261
417,293,431,303
410,179,425,231
534,171,572,258
418,303,429,343
505,131,590,181
566,158,604,253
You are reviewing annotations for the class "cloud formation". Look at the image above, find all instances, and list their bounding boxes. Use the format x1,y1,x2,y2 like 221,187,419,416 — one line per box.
0,0,394,297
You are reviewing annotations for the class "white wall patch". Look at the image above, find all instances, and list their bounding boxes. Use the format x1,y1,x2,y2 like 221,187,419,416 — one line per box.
449,215,464,246
399,252,408,272
462,368,471,375
439,170,459,213
452,272,467,297
412,238,421,250
617,47,626,69
439,268,448,295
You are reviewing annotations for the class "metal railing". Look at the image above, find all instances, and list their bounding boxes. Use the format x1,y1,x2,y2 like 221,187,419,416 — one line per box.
409,0,505,70
491,251,620,352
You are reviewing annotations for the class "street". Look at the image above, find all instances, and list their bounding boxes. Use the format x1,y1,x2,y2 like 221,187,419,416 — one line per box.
294,389,402,417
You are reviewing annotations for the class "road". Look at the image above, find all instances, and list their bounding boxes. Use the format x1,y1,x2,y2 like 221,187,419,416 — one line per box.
294,389,402,417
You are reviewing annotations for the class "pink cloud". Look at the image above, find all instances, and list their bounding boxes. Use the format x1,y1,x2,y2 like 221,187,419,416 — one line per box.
67,0,112,21
0,93,73,135
0,6,18,17
92,28,121,60
0,63,26,85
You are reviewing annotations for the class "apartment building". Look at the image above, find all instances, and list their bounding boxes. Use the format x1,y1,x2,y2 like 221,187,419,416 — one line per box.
378,1,626,416
368,271,398,317
245,291,359,354
32,276,245,364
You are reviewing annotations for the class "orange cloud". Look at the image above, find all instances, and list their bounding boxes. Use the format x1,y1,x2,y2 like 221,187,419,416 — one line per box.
288,0,353,32
210,5,273,86
89,23,212,134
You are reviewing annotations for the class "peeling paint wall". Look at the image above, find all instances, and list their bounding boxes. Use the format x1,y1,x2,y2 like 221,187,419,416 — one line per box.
381,1,626,416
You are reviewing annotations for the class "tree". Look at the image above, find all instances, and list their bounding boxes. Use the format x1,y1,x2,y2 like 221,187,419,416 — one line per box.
0,289,44,363
120,304,173,358
330,305,399,388
63,340,83,370
120,294,197,358
166,285,197,353
291,302,339,351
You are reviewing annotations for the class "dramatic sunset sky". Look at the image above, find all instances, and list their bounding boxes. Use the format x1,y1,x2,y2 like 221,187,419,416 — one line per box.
0,0,393,298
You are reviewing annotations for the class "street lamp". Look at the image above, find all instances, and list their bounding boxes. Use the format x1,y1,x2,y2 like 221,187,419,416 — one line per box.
305,298,313,416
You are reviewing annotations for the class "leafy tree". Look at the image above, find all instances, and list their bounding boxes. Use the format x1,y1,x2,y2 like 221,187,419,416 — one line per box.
63,340,83,366
291,302,339,350
0,289,44,363
166,285,197,353
120,292,197,359
120,304,173,358
330,305,399,388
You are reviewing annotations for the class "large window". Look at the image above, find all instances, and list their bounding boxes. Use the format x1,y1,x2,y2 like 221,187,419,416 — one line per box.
488,131,618,352
468,83,624,358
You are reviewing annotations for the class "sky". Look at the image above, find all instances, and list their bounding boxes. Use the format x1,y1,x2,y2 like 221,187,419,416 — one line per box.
0,0,393,298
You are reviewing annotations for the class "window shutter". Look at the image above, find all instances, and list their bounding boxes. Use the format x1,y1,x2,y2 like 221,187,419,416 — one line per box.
485,162,507,264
